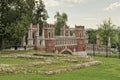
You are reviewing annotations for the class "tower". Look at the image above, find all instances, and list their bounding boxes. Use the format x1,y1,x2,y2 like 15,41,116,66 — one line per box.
43,24,55,52
60,25,70,36
75,25,86,51
27,23,39,47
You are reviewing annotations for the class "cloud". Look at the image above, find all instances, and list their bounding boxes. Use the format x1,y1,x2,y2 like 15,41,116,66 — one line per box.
42,0,59,7
82,17,97,21
104,2,120,11
43,0,89,7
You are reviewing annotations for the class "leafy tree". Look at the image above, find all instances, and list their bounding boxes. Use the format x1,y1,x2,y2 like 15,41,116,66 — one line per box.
86,29,97,44
61,12,68,25
9,14,30,48
0,0,35,50
118,32,120,42
33,0,49,35
54,12,68,35
97,18,116,57
113,30,120,48
70,29,74,36
0,0,49,50
97,18,116,46
54,12,61,35
26,0,35,23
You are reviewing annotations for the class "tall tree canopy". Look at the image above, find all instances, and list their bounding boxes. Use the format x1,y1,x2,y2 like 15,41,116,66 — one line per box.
33,0,49,35
54,12,68,35
0,0,48,50
86,29,97,44
0,0,29,49
97,18,116,46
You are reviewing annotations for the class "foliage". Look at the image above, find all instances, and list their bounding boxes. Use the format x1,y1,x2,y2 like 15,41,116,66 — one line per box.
0,0,30,49
70,29,74,36
54,12,68,35
117,31,120,43
33,0,49,35
86,29,97,44
0,0,48,49
97,18,116,46
26,0,35,22
113,30,120,49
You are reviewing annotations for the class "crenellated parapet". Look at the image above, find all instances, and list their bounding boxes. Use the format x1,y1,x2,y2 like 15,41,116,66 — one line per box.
43,24,54,29
60,25,70,36
25,23,87,54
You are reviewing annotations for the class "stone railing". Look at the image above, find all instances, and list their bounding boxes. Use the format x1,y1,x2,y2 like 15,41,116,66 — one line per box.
55,37,77,47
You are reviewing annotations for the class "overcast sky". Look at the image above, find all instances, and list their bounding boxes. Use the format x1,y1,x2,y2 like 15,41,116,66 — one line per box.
42,0,120,29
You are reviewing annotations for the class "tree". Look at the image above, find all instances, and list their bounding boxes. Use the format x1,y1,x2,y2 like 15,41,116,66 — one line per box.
0,0,49,50
33,0,49,36
0,21,3,50
0,0,35,50
54,12,61,35
26,0,35,23
54,12,68,35
9,14,31,49
97,18,116,57
61,12,68,25
97,18,115,46
86,29,97,44
114,29,120,58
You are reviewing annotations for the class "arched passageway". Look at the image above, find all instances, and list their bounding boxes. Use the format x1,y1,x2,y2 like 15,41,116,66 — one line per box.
59,48,73,55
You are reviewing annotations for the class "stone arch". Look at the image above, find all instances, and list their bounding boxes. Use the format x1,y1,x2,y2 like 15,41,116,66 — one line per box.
59,48,73,55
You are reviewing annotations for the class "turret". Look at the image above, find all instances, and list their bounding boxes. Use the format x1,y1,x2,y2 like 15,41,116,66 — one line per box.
75,25,86,51
43,24,55,52
60,25,70,36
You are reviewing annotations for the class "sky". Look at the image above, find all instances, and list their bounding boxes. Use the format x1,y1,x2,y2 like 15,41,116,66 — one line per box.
42,0,120,29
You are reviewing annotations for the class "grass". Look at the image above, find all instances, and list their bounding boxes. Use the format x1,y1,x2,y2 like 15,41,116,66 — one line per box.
24,55,92,72
0,50,39,54
88,53,120,58
27,62,75,71
0,50,120,80
0,56,120,80
0,51,93,74
0,58,41,64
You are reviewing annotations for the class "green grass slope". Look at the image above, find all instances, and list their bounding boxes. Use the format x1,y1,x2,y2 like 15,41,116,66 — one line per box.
0,56,120,80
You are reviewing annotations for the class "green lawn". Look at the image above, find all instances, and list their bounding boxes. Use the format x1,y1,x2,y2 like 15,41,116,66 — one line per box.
0,56,120,80
88,53,120,58
0,50,39,55
0,58,41,64
27,62,75,71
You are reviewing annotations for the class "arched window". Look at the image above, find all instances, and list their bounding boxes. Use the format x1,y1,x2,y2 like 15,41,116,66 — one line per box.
40,40,42,45
33,32,36,45
80,33,82,38
51,31,53,38
33,32,36,38
48,32,51,38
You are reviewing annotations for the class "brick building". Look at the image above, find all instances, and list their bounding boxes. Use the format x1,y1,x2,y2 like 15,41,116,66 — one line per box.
23,23,88,55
